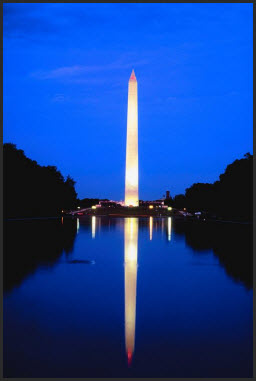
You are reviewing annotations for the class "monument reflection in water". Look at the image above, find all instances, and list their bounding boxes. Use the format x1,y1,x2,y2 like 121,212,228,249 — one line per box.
124,217,171,365
4,216,252,377
124,218,138,366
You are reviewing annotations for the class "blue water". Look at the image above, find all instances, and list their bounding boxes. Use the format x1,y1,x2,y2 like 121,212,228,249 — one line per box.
4,217,253,377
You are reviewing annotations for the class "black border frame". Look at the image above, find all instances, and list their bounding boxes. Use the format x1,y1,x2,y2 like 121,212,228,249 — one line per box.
1,1,255,380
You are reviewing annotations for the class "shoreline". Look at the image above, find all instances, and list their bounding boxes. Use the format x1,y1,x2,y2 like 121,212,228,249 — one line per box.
6,215,251,225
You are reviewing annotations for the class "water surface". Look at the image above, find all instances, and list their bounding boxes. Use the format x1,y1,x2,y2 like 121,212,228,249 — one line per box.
4,217,253,377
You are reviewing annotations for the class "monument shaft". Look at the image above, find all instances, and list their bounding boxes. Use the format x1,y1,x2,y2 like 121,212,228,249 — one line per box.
125,70,138,206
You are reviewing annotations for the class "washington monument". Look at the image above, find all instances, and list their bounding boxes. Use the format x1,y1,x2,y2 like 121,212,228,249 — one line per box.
125,70,139,206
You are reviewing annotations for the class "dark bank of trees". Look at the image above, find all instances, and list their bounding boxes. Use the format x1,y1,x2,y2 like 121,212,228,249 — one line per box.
4,143,252,221
77,198,100,209
4,143,77,218
167,153,253,221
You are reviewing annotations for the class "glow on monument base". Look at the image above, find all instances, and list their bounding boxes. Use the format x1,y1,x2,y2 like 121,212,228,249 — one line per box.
125,167,138,206
125,153,138,206
124,218,138,365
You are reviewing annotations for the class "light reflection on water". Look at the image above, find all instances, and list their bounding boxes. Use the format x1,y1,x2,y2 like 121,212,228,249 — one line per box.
124,218,138,366
4,216,253,378
91,215,96,238
168,216,172,241
149,216,153,240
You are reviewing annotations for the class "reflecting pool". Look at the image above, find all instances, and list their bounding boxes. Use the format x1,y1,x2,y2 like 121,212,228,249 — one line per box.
4,217,253,377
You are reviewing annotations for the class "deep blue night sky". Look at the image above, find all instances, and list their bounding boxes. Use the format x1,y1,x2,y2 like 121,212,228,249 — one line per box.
3,3,252,200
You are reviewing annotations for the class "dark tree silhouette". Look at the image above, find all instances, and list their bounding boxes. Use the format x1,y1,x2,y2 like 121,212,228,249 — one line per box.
176,153,252,221
173,194,187,209
214,153,252,220
78,198,100,209
185,183,215,213
4,143,77,218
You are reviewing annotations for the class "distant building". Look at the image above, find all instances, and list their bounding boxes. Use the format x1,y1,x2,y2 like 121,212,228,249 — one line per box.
166,190,170,199
99,200,122,208
139,200,166,208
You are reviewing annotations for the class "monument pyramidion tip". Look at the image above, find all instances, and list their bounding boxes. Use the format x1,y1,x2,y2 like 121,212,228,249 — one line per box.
129,69,136,81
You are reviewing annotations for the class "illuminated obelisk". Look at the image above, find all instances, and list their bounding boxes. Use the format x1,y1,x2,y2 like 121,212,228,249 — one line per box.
124,218,138,366
125,70,139,206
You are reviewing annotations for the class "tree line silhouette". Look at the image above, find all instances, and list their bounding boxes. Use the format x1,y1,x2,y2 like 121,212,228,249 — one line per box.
165,153,252,221
4,143,252,221
4,143,77,218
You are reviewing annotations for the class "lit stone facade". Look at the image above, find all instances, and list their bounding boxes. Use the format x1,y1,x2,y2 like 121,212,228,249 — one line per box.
125,70,139,206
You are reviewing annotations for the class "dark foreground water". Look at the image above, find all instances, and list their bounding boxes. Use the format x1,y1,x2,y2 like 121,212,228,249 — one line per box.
4,217,253,377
